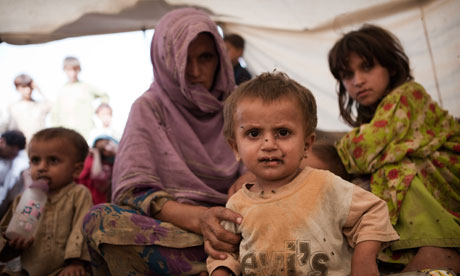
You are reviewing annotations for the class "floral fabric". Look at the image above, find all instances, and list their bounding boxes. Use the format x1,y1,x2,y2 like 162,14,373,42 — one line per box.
82,188,206,275
337,81,460,262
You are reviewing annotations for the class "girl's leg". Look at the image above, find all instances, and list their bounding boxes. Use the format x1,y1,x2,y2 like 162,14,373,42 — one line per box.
402,246,460,273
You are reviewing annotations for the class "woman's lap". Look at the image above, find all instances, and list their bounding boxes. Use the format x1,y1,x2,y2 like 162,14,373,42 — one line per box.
82,203,207,275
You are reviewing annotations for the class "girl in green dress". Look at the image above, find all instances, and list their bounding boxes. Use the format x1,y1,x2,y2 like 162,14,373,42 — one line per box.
328,24,460,273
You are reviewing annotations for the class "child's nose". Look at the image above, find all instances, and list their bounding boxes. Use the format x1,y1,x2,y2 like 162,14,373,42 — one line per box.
261,135,277,149
37,161,48,171
353,71,365,86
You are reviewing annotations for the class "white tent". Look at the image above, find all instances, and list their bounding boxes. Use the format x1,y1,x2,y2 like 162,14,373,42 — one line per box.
1,0,459,130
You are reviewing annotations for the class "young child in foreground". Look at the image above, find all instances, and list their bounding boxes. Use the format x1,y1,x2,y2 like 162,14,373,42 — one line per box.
329,24,460,272
207,72,399,275
0,127,93,275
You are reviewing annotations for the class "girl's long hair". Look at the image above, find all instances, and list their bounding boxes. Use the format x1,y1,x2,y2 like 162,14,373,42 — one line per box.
328,24,413,127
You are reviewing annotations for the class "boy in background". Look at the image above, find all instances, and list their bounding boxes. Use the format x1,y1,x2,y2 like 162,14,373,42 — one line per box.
0,127,93,275
51,56,109,141
224,34,252,85
207,72,399,275
8,74,51,143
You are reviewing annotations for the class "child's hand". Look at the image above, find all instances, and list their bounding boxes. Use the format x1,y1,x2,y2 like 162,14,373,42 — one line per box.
351,240,381,276
58,259,86,276
211,267,232,276
7,236,34,250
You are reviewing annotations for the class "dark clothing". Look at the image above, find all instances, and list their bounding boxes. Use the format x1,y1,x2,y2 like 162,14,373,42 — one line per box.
234,63,251,85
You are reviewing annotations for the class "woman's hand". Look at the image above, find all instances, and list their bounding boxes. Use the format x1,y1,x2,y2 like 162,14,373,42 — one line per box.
200,206,242,260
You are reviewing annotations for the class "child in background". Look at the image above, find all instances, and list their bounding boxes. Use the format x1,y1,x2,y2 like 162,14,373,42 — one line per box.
8,74,51,143
78,135,118,205
51,56,109,141
329,24,460,273
224,34,252,85
87,103,121,145
0,127,93,275
207,72,399,275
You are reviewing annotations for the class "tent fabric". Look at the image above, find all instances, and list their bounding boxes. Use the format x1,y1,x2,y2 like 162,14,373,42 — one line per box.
0,0,458,130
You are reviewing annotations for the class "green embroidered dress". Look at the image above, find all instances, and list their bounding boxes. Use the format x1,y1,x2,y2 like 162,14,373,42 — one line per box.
337,81,460,264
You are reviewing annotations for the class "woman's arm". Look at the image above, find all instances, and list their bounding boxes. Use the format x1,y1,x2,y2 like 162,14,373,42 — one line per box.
154,200,242,260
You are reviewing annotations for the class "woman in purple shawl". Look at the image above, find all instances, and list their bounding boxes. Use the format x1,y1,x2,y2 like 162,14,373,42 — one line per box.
82,8,247,275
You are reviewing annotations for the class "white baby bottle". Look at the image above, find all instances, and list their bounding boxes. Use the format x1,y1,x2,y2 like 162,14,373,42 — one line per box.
5,179,48,240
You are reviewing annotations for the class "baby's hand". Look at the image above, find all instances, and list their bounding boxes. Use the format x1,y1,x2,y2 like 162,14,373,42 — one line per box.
7,236,34,250
58,259,86,276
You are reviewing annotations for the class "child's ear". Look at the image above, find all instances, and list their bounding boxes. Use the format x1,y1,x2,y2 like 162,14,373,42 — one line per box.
227,139,241,162
304,133,316,153
72,162,84,178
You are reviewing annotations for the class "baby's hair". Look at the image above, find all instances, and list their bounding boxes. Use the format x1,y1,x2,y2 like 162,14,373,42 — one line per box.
224,33,245,50
96,102,112,114
328,24,413,127
1,130,26,150
63,56,81,71
13,74,33,88
30,127,89,163
223,71,317,141
311,143,350,181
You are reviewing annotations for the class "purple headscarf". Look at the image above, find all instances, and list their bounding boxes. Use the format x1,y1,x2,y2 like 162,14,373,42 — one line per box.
112,8,241,206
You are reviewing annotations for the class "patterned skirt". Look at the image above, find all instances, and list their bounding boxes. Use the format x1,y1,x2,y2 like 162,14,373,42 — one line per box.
82,204,207,275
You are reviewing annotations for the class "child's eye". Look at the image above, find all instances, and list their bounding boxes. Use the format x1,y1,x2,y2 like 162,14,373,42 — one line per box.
278,129,291,137
50,157,60,164
30,157,40,164
362,64,373,71
247,129,260,138
341,71,353,80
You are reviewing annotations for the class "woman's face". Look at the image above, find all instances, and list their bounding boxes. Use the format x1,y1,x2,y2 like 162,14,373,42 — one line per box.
185,33,219,91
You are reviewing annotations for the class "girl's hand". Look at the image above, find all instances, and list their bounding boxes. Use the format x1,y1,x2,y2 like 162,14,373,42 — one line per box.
58,259,86,276
200,206,242,260
7,236,34,250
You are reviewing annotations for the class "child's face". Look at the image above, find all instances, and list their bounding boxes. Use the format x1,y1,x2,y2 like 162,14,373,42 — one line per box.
16,85,33,100
341,52,390,106
94,139,117,158
28,138,83,192
229,96,314,189
224,42,243,65
97,107,112,127
64,66,80,83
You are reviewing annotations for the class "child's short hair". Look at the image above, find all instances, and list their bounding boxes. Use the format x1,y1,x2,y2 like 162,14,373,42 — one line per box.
224,33,245,50
30,127,89,163
1,130,26,150
328,24,413,127
96,103,112,114
13,74,33,88
63,56,81,71
311,143,350,181
223,71,317,141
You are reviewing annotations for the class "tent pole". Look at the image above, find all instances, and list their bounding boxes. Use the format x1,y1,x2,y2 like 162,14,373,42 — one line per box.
419,3,443,106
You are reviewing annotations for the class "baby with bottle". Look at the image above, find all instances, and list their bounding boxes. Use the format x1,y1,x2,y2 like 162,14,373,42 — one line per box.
0,127,93,275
